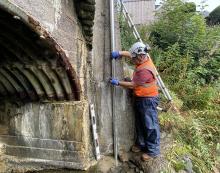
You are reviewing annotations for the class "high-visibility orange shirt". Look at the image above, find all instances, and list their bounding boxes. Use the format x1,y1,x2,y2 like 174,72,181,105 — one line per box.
133,58,158,97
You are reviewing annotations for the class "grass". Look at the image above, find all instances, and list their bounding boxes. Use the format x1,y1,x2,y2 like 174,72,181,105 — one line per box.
159,104,220,172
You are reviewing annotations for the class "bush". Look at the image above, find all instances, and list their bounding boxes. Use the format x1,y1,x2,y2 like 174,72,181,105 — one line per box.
118,15,136,51
118,0,220,171
160,109,220,172
145,0,220,109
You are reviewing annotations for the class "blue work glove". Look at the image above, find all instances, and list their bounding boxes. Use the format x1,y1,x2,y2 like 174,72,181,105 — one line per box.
111,51,120,59
110,78,119,86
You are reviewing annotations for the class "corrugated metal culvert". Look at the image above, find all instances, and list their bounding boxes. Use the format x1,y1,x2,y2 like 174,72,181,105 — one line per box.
0,6,81,102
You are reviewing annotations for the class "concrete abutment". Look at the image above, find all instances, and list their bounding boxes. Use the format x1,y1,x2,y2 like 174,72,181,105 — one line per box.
0,0,135,172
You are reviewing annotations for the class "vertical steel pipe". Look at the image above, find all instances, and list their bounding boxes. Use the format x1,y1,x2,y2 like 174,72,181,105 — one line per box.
110,0,118,166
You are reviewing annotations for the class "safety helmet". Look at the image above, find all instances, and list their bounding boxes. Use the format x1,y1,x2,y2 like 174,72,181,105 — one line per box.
129,42,150,58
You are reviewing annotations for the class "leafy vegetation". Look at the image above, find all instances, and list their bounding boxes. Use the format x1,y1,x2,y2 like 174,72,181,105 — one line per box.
118,0,220,172
160,107,220,172
119,13,136,51
144,0,220,110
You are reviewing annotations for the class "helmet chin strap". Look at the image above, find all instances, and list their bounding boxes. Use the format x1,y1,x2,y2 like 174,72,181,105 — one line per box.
139,54,148,61
134,54,148,65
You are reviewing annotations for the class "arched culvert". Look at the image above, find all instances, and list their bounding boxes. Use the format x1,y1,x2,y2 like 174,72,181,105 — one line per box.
0,3,81,101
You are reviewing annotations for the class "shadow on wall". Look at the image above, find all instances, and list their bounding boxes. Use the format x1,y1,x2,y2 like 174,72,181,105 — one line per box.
0,5,81,102
0,2,92,171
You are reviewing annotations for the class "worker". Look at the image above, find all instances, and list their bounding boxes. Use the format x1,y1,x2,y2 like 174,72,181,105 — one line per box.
110,42,160,161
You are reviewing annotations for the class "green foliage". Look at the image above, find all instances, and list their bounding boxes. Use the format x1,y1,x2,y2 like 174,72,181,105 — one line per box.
184,2,196,13
206,5,220,25
150,0,207,58
118,2,220,171
118,14,136,51
149,0,199,50
166,143,192,172
160,108,220,172
145,0,220,109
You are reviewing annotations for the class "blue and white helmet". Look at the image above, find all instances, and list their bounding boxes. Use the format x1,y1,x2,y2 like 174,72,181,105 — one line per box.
129,42,150,58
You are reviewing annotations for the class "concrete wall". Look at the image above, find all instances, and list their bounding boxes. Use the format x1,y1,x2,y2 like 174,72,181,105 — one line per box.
0,0,92,171
124,0,156,25
9,0,88,97
0,0,135,171
0,101,91,170
91,0,135,154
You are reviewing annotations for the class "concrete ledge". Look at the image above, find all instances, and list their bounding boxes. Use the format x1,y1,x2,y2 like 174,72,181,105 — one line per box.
0,135,84,151
0,100,93,171
4,144,86,162
0,155,94,171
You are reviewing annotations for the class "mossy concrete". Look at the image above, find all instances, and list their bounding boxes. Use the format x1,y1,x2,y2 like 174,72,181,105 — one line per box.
0,0,136,172
0,101,93,171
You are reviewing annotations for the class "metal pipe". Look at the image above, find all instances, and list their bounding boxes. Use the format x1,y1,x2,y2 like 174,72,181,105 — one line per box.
110,0,118,166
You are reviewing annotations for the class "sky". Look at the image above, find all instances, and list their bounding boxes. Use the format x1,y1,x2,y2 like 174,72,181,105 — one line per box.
156,0,220,12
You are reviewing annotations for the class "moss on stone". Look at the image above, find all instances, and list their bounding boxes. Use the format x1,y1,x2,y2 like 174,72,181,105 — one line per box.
74,0,95,49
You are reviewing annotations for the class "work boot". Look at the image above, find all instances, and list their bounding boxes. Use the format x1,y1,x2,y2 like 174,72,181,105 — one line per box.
141,153,154,161
131,145,141,153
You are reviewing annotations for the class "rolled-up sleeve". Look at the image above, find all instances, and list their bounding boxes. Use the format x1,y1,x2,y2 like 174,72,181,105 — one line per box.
133,69,154,85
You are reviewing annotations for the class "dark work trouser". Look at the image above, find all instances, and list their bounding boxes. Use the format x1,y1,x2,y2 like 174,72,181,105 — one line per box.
134,96,160,156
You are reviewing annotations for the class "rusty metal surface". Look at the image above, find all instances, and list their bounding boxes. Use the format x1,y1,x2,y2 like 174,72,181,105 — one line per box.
0,4,81,102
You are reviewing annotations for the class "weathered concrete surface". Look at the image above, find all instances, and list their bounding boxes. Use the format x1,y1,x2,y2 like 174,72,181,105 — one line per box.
90,0,135,154
0,0,94,171
0,101,93,171
0,0,136,172
7,0,89,99
26,133,175,173
0,0,83,101
0,102,88,141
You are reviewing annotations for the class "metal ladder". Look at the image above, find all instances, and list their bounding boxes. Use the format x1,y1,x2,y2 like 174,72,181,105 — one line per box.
118,0,173,102
110,0,173,166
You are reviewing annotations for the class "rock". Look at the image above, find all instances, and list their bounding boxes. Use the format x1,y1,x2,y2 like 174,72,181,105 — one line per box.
95,156,116,173
118,151,129,162
135,167,140,172
128,162,136,169
160,132,167,139
129,154,175,173
182,155,193,173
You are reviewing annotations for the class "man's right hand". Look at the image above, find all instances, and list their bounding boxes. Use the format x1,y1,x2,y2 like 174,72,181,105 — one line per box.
109,78,119,86
111,51,120,59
